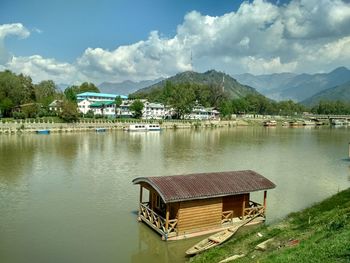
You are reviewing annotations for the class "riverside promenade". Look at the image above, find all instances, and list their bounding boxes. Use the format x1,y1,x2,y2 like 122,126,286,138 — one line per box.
0,119,242,134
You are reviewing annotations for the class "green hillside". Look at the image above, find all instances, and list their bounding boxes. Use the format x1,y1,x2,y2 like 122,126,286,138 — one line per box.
302,81,350,106
133,70,260,100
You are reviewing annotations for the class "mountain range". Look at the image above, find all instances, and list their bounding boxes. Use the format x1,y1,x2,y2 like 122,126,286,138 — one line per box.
301,81,350,106
99,78,164,95
134,70,259,99
234,67,350,102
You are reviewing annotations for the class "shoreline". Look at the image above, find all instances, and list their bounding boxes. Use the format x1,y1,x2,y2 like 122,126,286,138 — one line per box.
0,119,252,134
0,117,332,135
191,188,350,263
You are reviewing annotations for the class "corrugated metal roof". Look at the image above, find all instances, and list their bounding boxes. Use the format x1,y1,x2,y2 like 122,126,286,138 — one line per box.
132,170,276,203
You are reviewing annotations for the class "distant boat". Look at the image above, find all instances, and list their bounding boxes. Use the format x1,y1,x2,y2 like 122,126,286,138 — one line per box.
124,123,161,132
289,120,304,127
331,119,348,126
263,120,277,127
36,129,50,134
95,128,107,132
302,120,316,126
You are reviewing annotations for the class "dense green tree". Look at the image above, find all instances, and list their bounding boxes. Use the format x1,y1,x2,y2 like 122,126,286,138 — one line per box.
35,80,60,107
0,70,35,117
59,100,80,122
169,83,196,119
64,82,100,102
114,96,123,107
129,100,144,118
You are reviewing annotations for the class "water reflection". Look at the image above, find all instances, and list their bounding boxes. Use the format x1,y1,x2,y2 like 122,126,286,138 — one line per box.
1,127,350,263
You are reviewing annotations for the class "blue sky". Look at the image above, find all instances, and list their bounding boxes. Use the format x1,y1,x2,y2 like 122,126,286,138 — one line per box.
0,0,349,84
0,0,247,61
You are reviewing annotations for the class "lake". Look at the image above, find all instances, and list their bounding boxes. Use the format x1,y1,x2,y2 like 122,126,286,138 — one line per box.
1,127,350,263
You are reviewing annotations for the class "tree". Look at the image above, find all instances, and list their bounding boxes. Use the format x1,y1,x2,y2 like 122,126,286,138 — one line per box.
114,96,123,117
64,82,100,102
35,80,59,107
60,100,79,122
169,83,195,119
129,100,144,118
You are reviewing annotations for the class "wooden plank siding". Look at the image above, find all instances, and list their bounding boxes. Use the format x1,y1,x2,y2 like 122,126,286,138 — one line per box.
222,193,249,217
177,198,222,234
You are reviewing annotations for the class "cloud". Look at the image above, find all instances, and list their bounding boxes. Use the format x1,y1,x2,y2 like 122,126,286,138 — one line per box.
0,23,30,39
1,0,350,83
6,55,83,84
0,23,30,64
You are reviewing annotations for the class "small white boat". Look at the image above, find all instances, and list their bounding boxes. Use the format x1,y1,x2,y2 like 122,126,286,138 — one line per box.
263,120,277,127
124,123,161,132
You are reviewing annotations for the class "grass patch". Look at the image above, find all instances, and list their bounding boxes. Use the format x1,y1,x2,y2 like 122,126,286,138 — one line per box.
190,188,350,263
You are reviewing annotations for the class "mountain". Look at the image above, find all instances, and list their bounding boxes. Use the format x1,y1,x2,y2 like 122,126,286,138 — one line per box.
99,78,164,95
234,67,350,102
134,70,260,99
301,81,350,106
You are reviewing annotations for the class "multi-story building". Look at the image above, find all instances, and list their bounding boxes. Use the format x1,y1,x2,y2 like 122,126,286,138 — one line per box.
185,105,220,120
76,92,127,115
142,102,170,119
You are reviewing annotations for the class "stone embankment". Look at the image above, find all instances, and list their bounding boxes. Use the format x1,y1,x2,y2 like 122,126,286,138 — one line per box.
0,119,242,134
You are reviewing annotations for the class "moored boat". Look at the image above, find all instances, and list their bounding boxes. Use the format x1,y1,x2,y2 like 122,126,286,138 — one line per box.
95,128,107,132
185,215,258,256
36,129,50,134
124,123,161,131
263,120,277,127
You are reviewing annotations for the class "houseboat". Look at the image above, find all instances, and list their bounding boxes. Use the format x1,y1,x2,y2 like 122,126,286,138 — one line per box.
132,170,276,240
263,120,277,127
124,123,161,132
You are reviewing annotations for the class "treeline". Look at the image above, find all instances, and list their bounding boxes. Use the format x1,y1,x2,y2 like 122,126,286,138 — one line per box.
132,81,307,117
310,101,350,115
0,70,99,120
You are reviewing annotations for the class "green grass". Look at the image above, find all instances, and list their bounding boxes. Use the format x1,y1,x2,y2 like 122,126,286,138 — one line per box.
190,188,350,263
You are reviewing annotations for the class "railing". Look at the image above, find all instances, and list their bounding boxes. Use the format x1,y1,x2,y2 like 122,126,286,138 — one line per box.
243,201,265,220
222,210,234,224
139,202,177,236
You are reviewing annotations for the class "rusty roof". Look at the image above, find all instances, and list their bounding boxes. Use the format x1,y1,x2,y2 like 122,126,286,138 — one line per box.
132,170,276,203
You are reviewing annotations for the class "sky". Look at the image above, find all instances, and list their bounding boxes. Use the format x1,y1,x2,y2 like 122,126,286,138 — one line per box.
0,0,350,85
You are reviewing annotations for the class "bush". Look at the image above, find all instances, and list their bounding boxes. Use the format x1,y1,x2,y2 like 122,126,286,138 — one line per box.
13,112,26,119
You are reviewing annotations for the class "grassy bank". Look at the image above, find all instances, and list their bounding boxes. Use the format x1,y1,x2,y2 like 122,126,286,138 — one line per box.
191,188,350,263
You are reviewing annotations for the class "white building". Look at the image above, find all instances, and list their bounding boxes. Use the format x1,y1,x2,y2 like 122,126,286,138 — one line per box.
142,102,170,119
185,105,220,120
89,101,116,117
76,92,127,115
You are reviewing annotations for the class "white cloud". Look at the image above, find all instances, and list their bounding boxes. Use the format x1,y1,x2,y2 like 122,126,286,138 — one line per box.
0,23,30,39
6,55,83,84
0,23,30,64
1,0,350,83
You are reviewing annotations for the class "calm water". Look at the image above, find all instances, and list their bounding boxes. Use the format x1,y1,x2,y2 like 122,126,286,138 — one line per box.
1,127,350,263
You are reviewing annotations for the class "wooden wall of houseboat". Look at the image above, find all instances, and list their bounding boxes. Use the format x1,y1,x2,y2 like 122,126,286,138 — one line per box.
177,198,222,235
222,193,249,217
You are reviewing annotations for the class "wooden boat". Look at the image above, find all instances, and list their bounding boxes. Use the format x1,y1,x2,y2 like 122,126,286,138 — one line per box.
36,129,50,134
185,225,241,256
185,215,258,256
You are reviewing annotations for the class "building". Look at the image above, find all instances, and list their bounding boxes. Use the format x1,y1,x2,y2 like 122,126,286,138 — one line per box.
142,102,171,119
76,92,127,115
48,100,63,112
132,170,276,240
185,105,220,120
76,92,127,102
89,101,116,117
